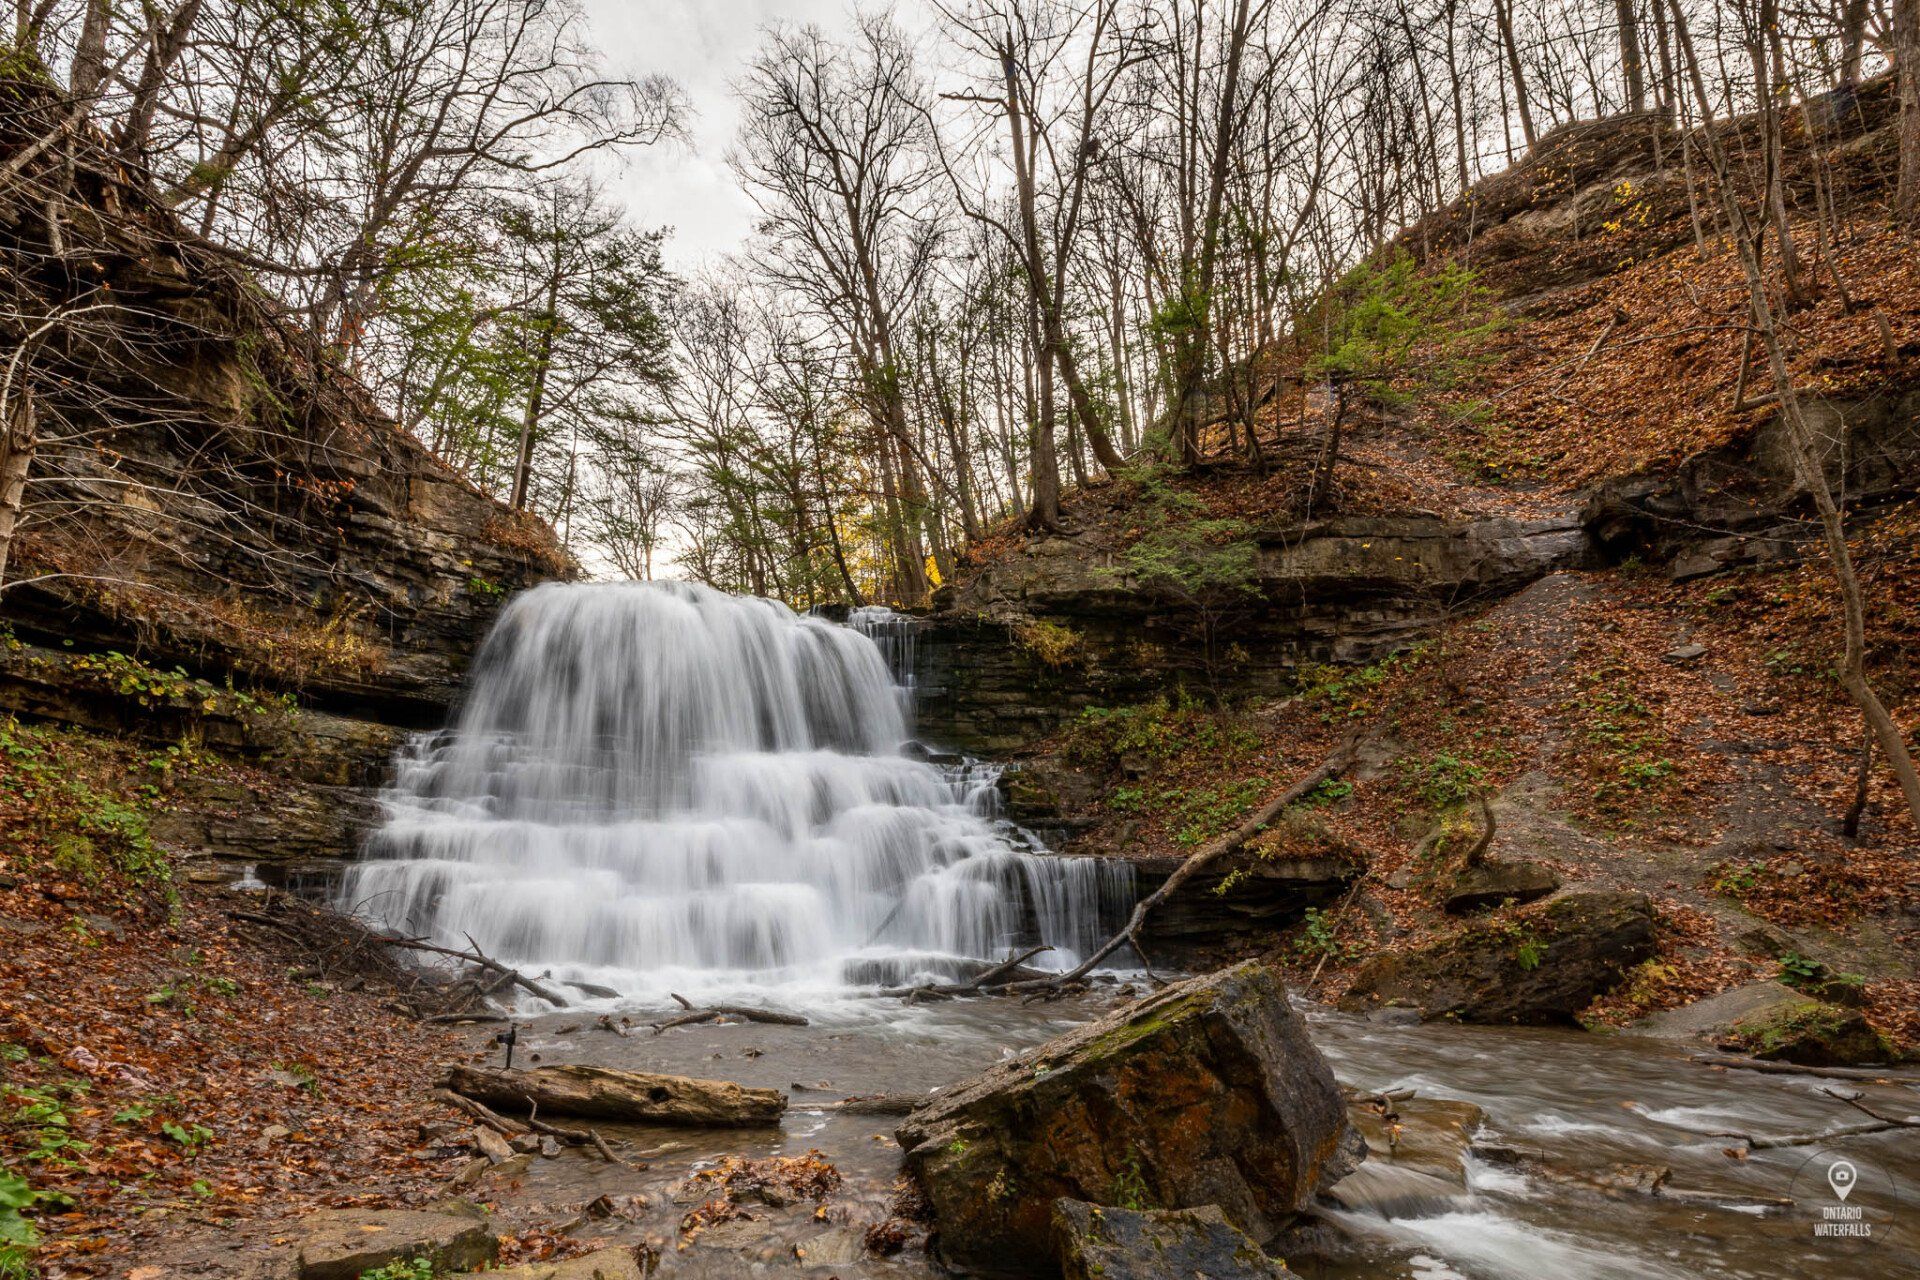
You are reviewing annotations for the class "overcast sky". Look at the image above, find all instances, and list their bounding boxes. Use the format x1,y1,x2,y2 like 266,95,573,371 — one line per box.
582,0,872,270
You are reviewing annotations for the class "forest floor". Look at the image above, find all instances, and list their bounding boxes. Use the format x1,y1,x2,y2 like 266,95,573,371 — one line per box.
0,720,606,1276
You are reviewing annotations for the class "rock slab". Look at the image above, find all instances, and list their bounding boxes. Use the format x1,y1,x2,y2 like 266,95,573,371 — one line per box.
1442,859,1560,913
295,1207,496,1280
1340,891,1656,1024
1053,1201,1293,1280
895,961,1358,1276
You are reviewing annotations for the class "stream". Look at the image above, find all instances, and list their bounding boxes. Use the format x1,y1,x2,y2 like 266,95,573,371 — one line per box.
340,581,1913,1277
453,993,1914,1279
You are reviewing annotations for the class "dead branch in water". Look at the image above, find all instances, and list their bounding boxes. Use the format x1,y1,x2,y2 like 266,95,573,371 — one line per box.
871,944,1056,1002
1010,738,1362,991
381,934,571,1007
650,993,811,1033
1687,1054,1920,1084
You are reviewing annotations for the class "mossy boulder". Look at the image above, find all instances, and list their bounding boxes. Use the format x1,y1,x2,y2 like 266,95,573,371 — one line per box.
1053,1201,1293,1279
1339,890,1656,1025
895,961,1358,1276
1730,999,1896,1066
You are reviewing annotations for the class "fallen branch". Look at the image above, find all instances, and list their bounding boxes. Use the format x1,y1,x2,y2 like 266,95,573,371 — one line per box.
1551,306,1626,391
1012,739,1361,990
650,993,810,1034
435,1088,528,1137
1707,1119,1910,1151
816,1094,925,1116
871,945,1056,1002
383,935,571,1007
1821,1087,1920,1127
1687,1054,1919,1084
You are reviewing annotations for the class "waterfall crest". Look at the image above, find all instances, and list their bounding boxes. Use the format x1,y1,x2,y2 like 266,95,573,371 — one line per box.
342,581,1132,1004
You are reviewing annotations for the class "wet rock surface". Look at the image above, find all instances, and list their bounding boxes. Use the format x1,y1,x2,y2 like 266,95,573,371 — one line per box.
1052,1201,1293,1279
1340,890,1657,1024
895,962,1359,1276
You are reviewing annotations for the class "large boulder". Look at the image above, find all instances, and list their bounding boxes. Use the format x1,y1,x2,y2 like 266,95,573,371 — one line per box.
1339,891,1656,1024
895,961,1359,1276
1729,998,1897,1066
1052,1201,1292,1279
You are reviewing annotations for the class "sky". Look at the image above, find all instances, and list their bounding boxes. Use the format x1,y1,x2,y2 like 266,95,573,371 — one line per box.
582,0,869,270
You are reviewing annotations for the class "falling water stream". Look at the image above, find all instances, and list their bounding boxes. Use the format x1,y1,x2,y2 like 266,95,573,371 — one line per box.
342,581,1131,1005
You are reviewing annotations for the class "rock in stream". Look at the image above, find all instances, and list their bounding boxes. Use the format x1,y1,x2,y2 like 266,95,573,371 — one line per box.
895,961,1358,1276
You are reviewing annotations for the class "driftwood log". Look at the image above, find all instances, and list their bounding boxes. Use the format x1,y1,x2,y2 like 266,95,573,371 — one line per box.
445,1063,785,1128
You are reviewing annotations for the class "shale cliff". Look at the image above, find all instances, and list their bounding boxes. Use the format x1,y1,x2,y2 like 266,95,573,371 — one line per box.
0,73,566,871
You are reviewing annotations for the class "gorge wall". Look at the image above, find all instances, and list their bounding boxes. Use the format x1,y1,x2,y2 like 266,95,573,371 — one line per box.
0,79,565,874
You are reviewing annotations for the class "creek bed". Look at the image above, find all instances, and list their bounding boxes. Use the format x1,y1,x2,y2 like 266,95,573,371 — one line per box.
456,991,1916,1278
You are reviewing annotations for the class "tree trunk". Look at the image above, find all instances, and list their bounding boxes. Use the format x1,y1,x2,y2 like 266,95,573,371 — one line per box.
1495,0,1538,147
1898,0,1920,225
0,382,34,588
1615,0,1648,112
509,267,562,511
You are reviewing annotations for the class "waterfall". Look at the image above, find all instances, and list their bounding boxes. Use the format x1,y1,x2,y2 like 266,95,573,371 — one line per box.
341,581,1133,1005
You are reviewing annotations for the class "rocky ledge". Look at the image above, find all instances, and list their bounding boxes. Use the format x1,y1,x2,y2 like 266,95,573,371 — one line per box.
915,514,1592,753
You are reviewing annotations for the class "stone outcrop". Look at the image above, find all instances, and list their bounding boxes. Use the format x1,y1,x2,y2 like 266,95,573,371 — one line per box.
1728,998,1897,1066
1,89,565,873
1052,1201,1293,1280
1583,390,1920,582
1442,858,1561,913
919,515,1592,752
1131,851,1360,957
895,961,1359,1276
292,1205,496,1280
1340,890,1657,1024
0,132,568,720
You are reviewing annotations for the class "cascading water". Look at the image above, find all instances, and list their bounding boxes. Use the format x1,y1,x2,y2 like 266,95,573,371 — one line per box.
341,581,1133,1006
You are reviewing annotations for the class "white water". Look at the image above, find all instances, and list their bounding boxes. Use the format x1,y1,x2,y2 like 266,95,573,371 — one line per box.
340,581,1132,1007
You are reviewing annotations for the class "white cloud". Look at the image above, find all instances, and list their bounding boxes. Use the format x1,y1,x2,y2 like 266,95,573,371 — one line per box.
582,0,870,269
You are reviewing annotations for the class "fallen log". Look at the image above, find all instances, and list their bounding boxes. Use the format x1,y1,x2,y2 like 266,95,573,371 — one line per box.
445,1063,785,1128
650,993,810,1034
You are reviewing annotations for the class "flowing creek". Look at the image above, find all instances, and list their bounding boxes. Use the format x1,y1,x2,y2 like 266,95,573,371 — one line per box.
345,583,1914,1278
